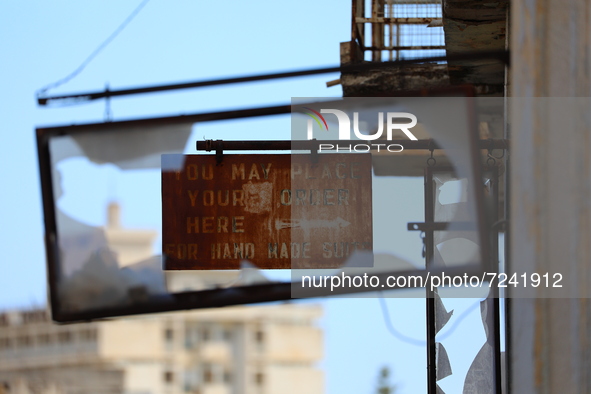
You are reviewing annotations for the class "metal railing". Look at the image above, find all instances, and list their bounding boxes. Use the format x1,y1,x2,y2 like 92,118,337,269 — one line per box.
351,0,445,62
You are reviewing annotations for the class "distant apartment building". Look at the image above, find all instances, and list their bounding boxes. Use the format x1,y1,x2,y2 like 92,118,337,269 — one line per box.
0,304,323,394
0,202,323,394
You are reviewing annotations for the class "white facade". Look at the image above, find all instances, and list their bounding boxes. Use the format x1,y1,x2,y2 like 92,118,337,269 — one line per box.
0,305,323,394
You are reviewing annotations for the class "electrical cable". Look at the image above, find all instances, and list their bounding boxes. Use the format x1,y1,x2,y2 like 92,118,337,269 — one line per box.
378,295,426,346
37,0,152,95
378,294,484,346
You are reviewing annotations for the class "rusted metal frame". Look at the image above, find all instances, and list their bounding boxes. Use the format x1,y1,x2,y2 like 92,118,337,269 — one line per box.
388,11,396,61
196,139,509,152
38,85,510,134
407,222,476,231
50,282,294,323
352,0,366,51
37,51,510,105
215,139,224,166
356,6,443,60
38,153,502,324
418,166,503,393
395,26,400,61
309,139,319,163
420,162,495,392
384,0,444,3
371,0,384,62
488,165,503,394
363,45,445,51
37,87,505,323
355,23,366,50
356,17,440,24
351,0,357,42
503,133,512,394
424,167,437,394
429,97,497,392
465,97,492,288
36,129,62,321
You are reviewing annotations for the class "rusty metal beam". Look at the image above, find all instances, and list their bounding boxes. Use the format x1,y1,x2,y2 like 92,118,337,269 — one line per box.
356,17,440,24
363,45,445,51
37,51,509,106
196,139,509,152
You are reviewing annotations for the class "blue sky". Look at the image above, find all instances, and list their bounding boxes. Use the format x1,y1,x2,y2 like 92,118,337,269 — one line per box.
0,1,492,393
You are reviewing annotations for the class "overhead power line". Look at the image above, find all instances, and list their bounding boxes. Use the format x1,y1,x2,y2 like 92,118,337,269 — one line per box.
37,0,152,95
378,295,483,346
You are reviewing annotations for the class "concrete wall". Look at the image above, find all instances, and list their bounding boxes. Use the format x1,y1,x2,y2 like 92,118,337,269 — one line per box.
265,325,322,363
122,363,166,394
99,320,164,360
511,0,591,392
265,365,323,394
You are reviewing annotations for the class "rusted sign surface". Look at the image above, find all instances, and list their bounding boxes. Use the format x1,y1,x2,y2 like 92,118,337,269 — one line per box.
162,153,372,269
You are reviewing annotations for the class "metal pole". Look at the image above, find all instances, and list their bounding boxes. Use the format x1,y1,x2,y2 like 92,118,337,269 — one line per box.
196,139,509,152
490,166,503,394
425,167,437,394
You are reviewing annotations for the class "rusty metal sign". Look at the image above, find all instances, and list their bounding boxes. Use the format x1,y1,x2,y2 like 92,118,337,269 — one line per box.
162,153,372,270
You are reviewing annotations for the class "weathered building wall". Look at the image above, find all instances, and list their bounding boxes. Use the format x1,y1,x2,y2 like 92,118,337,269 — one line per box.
510,0,591,392
443,0,508,87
